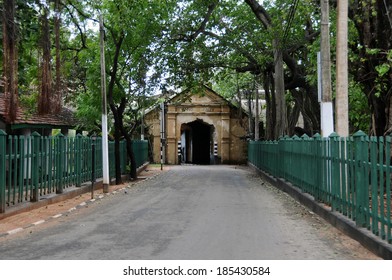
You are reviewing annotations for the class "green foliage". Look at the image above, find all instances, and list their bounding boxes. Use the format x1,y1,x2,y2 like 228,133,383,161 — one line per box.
348,81,370,133
75,90,102,132
213,70,254,101
19,92,39,116
158,1,270,88
16,0,41,96
375,63,391,77
5,0,392,136
365,49,392,98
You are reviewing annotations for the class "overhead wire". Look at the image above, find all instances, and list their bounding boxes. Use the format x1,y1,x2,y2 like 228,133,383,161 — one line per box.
283,0,299,42
283,0,299,44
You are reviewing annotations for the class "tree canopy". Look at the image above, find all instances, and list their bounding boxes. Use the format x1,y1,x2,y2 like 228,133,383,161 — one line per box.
1,0,392,143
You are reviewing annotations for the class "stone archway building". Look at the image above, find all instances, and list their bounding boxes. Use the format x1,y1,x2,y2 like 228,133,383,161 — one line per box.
145,86,249,165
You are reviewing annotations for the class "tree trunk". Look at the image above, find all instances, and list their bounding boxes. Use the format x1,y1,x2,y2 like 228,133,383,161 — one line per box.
38,2,52,115
2,0,18,122
53,0,62,113
287,97,301,136
273,39,287,138
114,122,122,185
115,99,138,180
107,33,138,180
263,70,275,140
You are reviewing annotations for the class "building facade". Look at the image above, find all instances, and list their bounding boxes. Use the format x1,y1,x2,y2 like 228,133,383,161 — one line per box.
145,86,248,165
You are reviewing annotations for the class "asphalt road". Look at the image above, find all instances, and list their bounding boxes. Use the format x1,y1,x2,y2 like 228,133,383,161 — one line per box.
0,165,380,259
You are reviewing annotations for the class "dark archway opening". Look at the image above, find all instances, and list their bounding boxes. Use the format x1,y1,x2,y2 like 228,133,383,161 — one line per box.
180,119,214,165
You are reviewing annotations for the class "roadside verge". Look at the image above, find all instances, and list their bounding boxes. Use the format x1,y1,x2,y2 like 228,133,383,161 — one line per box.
249,162,392,260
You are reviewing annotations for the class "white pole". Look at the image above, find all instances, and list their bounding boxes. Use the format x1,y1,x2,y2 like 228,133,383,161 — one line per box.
318,52,334,137
100,15,110,193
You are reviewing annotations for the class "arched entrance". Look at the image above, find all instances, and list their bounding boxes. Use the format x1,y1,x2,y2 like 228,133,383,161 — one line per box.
180,119,214,165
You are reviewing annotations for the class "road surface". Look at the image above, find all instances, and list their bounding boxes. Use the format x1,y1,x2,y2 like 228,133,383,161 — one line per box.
0,165,380,259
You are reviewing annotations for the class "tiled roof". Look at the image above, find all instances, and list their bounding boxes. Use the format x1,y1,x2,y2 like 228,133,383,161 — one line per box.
0,95,77,128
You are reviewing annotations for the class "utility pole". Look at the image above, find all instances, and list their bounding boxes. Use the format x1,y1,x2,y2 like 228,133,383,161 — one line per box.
254,76,259,141
141,108,145,140
100,15,110,193
320,0,334,137
335,0,349,136
160,102,165,170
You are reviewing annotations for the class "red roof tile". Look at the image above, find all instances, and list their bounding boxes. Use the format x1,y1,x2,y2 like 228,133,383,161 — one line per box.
0,95,76,128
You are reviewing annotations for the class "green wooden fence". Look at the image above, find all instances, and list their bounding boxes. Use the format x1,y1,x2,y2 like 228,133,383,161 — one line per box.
248,131,392,244
0,130,148,213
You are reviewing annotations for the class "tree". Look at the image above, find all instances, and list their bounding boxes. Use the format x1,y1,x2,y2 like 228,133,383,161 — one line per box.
3,0,76,117
5,0,391,153
37,0,52,115
159,0,321,139
244,0,287,138
348,0,392,135
95,0,169,181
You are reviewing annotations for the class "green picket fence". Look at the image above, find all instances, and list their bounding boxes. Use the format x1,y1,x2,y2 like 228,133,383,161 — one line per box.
248,131,392,244
133,140,149,168
0,130,148,213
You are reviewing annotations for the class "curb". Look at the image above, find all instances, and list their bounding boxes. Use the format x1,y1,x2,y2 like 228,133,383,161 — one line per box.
0,189,116,239
248,162,392,260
